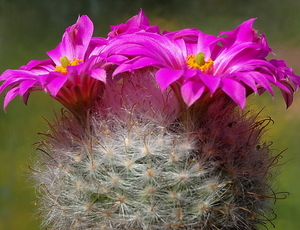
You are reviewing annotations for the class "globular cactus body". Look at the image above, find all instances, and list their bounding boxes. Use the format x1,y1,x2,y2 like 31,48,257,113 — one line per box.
32,72,277,230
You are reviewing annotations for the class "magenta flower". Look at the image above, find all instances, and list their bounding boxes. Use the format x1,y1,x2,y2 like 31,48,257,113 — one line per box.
107,9,159,38
103,19,300,108
0,15,107,113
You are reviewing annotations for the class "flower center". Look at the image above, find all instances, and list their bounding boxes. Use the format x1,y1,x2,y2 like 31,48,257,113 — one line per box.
186,52,213,72
55,56,82,74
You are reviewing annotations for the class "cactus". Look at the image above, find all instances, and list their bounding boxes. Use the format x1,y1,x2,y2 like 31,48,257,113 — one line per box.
32,71,280,229
0,10,297,230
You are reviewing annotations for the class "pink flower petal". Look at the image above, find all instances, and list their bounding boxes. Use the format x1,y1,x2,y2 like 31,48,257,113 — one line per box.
181,81,205,106
199,74,220,94
3,88,19,110
89,68,106,83
156,68,183,91
19,80,38,96
279,81,295,108
221,78,246,108
235,73,257,92
46,15,94,63
45,73,69,97
108,9,159,38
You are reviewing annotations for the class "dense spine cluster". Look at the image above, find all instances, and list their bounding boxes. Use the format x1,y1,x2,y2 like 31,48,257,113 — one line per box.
32,72,279,230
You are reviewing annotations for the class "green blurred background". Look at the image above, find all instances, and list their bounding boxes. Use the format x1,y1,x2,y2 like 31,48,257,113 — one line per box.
1,0,300,229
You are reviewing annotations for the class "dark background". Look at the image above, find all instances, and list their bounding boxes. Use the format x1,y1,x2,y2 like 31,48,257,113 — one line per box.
1,0,300,229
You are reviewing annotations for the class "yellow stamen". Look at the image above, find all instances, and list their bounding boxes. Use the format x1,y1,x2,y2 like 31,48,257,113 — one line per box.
54,56,82,74
186,52,213,72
